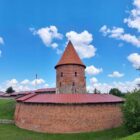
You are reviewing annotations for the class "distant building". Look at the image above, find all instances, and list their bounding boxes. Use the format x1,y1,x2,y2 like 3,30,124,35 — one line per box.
35,88,56,94
0,91,5,94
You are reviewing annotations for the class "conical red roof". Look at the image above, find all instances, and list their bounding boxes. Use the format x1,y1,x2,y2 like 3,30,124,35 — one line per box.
55,41,86,68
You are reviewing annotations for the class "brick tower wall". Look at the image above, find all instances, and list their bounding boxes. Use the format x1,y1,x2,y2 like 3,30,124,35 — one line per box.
15,102,123,133
56,65,86,94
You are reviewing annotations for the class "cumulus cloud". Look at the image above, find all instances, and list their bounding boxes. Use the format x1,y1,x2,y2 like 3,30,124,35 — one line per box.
3,79,29,92
6,79,18,86
85,65,103,75
0,36,4,45
44,83,49,88
56,48,62,54
128,53,140,68
21,79,30,85
87,77,140,93
30,26,96,58
90,77,98,84
66,30,96,58
108,71,124,78
100,0,140,48
0,36,4,57
100,25,140,48
124,0,140,32
30,25,63,48
0,78,50,92
31,78,45,86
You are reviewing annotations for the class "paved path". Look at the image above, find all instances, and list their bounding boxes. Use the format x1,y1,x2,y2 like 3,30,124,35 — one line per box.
0,119,15,124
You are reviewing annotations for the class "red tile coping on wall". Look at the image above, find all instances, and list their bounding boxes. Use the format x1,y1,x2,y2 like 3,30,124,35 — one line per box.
35,88,56,93
16,93,124,104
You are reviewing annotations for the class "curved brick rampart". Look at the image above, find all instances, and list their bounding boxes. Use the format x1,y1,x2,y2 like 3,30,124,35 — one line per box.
15,102,123,133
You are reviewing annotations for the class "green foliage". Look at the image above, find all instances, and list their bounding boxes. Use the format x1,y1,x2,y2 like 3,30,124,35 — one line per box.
0,99,16,119
6,86,15,94
93,88,101,94
120,131,140,140
0,124,129,140
109,88,124,97
122,90,140,133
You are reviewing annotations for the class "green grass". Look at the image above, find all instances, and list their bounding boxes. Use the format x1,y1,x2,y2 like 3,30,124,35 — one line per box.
120,132,140,140
0,99,16,119
0,124,130,140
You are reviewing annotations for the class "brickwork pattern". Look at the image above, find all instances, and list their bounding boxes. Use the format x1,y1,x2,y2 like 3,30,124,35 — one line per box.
56,65,86,94
15,103,123,133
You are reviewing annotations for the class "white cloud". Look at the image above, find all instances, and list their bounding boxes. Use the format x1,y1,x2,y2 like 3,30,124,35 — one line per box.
56,48,62,54
21,79,30,85
66,30,96,58
128,53,140,68
6,79,18,86
16,85,30,91
0,37,4,45
100,0,140,48
30,25,63,48
134,77,140,84
90,77,98,84
87,77,140,93
44,83,49,88
51,43,58,49
31,78,45,86
0,78,51,92
30,27,96,58
124,0,140,32
100,25,140,48
108,71,124,78
87,83,112,93
85,65,103,75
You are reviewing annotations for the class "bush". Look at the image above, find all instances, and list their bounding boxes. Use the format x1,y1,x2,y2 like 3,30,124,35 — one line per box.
123,90,140,133
109,88,124,97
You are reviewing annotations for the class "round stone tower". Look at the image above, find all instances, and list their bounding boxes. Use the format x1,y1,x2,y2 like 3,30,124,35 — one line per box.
55,41,86,94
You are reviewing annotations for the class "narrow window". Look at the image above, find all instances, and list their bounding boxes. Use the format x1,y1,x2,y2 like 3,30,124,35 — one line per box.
75,72,77,77
60,82,61,87
61,72,63,77
72,82,75,86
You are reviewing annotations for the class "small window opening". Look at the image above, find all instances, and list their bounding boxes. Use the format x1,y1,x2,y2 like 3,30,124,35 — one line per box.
60,82,61,87
75,72,77,77
61,72,63,77
72,82,75,86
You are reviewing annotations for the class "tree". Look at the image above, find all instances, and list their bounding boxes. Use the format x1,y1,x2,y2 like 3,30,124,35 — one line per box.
6,87,15,94
93,88,101,94
136,67,140,87
109,88,123,97
123,90,140,133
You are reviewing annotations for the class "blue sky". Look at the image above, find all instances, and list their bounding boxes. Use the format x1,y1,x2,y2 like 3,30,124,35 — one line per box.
0,0,140,92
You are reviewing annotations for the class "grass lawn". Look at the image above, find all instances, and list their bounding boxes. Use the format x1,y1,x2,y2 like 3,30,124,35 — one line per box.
0,99,16,119
120,132,140,140
0,124,130,140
